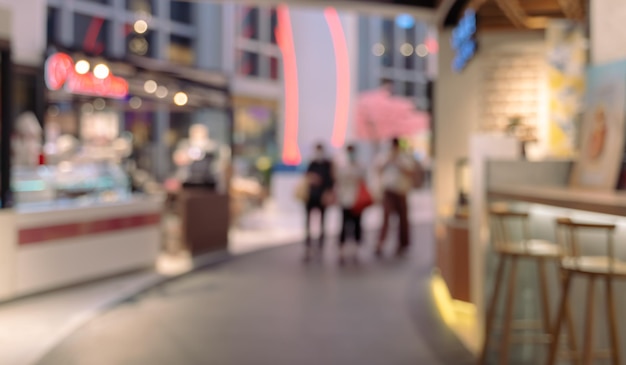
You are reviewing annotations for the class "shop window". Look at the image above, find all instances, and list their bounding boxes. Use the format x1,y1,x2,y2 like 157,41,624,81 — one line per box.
73,14,110,56
169,35,195,66
403,28,416,70
238,51,260,77
404,82,415,97
270,9,278,44
47,7,58,46
13,71,37,118
171,1,192,24
270,57,279,80
126,0,155,14
240,7,260,40
382,19,394,68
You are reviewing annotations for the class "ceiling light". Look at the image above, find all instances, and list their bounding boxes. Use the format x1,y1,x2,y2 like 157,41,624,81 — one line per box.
174,92,188,106
372,43,385,57
129,96,142,109
134,20,148,34
400,43,414,57
144,80,157,94
93,64,110,79
156,85,168,99
75,60,90,75
416,44,429,57
94,98,106,110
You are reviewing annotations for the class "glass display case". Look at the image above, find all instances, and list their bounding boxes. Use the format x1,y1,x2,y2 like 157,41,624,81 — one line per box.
13,162,131,208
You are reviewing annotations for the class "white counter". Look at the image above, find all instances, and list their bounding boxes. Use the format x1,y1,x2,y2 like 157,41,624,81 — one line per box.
0,195,164,300
489,184,626,217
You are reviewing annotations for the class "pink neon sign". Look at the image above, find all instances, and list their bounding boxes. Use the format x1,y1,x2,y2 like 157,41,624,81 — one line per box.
45,53,129,99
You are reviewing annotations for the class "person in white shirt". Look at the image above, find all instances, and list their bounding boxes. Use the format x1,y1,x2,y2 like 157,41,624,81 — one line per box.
336,144,366,263
376,137,414,257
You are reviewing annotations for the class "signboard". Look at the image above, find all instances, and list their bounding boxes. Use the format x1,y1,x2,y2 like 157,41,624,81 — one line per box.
45,52,129,99
571,61,626,190
451,9,477,72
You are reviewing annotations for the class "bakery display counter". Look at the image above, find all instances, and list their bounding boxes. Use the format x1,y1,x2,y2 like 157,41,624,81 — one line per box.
0,195,164,299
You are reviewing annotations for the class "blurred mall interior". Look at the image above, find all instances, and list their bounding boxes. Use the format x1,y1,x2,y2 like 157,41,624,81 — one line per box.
1,0,626,364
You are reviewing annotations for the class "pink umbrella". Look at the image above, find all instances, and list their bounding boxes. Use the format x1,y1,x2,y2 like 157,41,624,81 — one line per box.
355,88,430,141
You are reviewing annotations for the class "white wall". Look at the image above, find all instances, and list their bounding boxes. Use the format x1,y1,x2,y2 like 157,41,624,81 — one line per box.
0,0,46,66
434,30,545,217
0,6,10,41
591,0,626,65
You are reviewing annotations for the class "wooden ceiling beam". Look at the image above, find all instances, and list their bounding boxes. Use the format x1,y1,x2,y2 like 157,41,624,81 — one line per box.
557,0,584,19
493,0,549,29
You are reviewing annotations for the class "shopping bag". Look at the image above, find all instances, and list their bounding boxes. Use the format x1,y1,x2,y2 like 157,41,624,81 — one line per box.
352,180,373,214
294,177,309,202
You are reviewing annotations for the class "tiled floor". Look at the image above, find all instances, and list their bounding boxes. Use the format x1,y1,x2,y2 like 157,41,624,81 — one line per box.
36,224,475,365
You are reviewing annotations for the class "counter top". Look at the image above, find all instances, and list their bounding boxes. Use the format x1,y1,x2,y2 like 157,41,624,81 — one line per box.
16,194,165,228
488,184,626,217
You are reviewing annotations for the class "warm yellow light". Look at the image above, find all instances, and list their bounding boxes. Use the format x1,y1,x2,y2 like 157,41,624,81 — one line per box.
129,96,142,109
93,63,110,79
75,60,90,75
134,19,148,34
173,92,188,106
372,43,385,57
144,80,157,94
416,44,429,57
156,85,168,99
255,156,272,171
93,98,106,110
430,270,457,326
400,43,414,57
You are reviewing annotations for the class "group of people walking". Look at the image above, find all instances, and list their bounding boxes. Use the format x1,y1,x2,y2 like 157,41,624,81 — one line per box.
298,137,421,263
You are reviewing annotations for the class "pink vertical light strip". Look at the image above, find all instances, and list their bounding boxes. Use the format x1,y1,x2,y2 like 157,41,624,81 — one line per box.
325,7,351,148
276,5,302,165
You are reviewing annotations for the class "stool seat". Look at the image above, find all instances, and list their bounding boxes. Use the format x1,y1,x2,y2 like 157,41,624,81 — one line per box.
497,239,562,258
562,256,626,277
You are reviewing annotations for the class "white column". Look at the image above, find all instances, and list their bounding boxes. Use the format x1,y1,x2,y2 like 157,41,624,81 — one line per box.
109,0,126,58
591,0,626,65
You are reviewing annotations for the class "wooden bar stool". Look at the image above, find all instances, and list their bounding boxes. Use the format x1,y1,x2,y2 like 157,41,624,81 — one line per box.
479,207,577,365
548,218,625,365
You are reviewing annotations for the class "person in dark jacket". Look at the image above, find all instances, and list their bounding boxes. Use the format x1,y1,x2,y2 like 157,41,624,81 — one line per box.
304,143,335,261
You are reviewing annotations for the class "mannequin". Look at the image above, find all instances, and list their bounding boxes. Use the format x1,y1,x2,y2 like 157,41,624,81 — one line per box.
12,112,43,167
169,123,229,191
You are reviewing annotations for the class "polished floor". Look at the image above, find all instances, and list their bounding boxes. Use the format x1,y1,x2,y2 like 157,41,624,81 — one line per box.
36,225,475,365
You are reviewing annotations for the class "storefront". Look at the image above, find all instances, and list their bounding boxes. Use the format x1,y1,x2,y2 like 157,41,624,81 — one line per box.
432,3,592,355
0,44,234,300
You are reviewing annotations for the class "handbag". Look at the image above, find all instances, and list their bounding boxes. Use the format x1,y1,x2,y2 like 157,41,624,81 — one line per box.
294,177,309,202
352,180,373,214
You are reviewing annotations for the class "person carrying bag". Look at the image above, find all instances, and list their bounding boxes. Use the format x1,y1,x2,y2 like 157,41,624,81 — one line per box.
336,144,370,264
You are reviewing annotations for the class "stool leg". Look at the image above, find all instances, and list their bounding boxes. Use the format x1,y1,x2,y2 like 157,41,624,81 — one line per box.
538,259,552,334
564,300,580,365
499,256,519,365
479,255,508,365
606,277,620,365
547,270,573,365
582,276,596,365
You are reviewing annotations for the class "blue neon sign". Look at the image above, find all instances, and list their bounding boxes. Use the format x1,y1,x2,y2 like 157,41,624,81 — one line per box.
395,14,415,29
451,9,477,72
